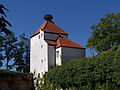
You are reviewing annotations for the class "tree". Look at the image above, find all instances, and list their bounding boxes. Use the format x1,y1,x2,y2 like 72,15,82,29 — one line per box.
0,4,12,35
0,32,4,68
3,33,17,70
14,33,30,73
0,4,13,69
0,32,30,71
0,4,30,72
86,13,120,52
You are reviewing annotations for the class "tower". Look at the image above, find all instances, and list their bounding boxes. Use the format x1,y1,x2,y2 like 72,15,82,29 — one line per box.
30,15,85,77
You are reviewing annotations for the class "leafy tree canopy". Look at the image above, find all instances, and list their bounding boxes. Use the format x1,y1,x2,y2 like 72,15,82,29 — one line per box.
86,13,120,52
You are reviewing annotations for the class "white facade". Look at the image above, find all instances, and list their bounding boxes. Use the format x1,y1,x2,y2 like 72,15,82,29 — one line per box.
30,30,48,77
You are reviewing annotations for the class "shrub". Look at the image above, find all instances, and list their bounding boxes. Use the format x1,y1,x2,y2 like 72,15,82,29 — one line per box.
43,46,120,90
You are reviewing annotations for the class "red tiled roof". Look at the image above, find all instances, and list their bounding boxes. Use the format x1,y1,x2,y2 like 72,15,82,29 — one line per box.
45,35,85,49
56,35,85,49
31,20,68,37
31,20,85,49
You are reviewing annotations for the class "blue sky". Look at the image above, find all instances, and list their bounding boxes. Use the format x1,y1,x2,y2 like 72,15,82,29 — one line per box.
1,0,120,56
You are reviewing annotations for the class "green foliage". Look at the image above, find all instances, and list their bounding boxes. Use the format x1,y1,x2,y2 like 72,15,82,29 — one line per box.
0,33,30,72
14,33,30,73
3,33,17,70
43,46,120,90
0,4,30,72
0,4,14,69
0,33,5,67
86,13,120,52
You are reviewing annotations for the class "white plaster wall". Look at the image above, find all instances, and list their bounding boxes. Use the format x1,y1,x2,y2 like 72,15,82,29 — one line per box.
48,45,56,69
44,32,68,40
56,47,62,66
61,47,85,63
30,30,48,78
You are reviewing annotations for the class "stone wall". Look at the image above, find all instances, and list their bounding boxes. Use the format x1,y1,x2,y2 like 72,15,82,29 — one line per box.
0,71,34,90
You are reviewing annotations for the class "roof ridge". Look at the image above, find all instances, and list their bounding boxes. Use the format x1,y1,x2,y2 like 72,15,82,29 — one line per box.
43,21,48,30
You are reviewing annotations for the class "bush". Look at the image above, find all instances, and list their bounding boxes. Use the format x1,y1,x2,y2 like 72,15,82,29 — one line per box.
43,46,120,90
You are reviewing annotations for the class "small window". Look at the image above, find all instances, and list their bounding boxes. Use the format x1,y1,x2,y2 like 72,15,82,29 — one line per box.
41,45,43,48
56,51,59,57
39,35,40,39
41,60,43,63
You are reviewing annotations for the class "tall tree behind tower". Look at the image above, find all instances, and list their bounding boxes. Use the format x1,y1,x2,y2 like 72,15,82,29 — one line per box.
14,33,30,73
3,33,17,70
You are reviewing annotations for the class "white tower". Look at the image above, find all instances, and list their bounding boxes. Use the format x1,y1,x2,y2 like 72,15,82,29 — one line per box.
30,15,85,77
